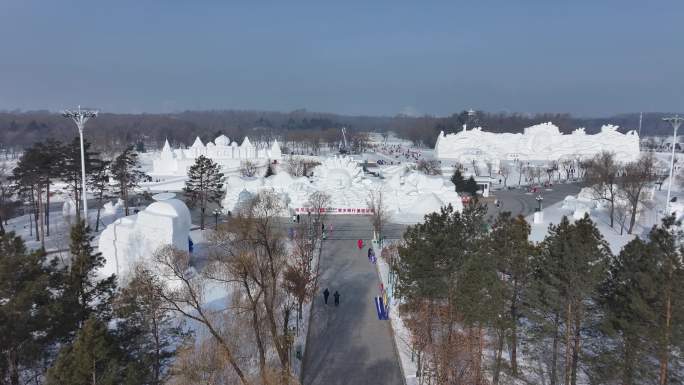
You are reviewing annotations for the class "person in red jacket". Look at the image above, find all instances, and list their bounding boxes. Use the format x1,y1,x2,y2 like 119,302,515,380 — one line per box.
357,239,363,249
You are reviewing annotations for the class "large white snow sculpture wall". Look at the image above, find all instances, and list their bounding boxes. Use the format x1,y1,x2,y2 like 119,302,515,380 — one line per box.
221,156,464,223
435,123,640,163
152,136,282,175
98,193,191,282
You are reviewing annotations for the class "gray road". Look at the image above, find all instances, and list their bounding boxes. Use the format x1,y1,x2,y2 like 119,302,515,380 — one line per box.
486,183,582,219
302,216,404,385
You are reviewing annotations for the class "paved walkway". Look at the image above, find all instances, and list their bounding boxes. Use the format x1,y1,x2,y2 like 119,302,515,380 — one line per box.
302,216,403,385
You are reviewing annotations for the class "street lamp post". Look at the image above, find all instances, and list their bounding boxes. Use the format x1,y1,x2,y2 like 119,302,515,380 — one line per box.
62,106,98,225
663,115,683,217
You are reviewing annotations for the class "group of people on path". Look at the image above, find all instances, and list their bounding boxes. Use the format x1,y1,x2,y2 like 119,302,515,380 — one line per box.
323,288,340,306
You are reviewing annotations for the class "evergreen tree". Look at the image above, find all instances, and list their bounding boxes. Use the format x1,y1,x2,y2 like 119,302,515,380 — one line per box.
264,161,275,177
58,221,117,336
648,215,684,385
489,212,535,380
13,142,54,247
111,146,151,216
114,268,187,385
529,215,609,385
60,137,99,221
464,176,479,197
0,231,55,385
450,168,465,192
46,318,123,385
89,159,114,232
593,237,659,385
184,155,224,230
394,202,492,382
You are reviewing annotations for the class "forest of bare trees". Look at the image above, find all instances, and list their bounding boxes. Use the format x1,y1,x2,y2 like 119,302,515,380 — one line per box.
0,109,663,153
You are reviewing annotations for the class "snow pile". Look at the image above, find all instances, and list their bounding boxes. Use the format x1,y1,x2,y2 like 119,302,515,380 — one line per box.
435,123,639,163
98,194,191,282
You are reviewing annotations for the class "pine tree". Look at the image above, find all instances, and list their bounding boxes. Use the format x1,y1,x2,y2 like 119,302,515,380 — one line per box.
184,155,224,230
12,142,55,248
648,215,684,385
111,146,151,216
60,137,99,221
489,212,535,380
59,221,117,336
46,318,122,385
593,237,659,384
89,159,114,232
530,215,609,385
264,161,275,177
450,169,465,192
464,176,479,197
114,268,187,385
0,231,55,385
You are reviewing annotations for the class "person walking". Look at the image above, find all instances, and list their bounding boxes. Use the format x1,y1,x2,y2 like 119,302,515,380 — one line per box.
357,239,363,249
333,291,340,306
296,214,300,223
323,288,330,305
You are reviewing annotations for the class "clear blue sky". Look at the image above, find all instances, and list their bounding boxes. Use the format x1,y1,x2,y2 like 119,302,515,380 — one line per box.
1,0,682,116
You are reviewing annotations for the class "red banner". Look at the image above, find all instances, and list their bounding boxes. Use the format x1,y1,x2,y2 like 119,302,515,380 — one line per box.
294,207,374,215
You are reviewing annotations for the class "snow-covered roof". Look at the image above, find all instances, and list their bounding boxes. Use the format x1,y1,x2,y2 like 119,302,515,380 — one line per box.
241,136,253,147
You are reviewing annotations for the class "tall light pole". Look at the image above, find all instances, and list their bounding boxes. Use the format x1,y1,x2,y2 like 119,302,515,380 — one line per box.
62,106,98,225
663,115,683,217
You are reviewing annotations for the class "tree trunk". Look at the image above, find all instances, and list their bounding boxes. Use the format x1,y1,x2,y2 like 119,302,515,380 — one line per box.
623,336,635,385
564,302,573,385
200,207,205,230
571,310,581,385
8,348,19,385
609,197,615,228
46,181,50,236
627,198,639,234
37,184,45,249
550,312,560,385
510,282,519,375
493,329,505,385
659,284,672,385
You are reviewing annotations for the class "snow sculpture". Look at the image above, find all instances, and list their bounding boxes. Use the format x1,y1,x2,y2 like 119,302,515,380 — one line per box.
435,122,639,163
98,193,191,282
103,198,125,216
62,196,77,219
221,156,464,223
151,135,282,176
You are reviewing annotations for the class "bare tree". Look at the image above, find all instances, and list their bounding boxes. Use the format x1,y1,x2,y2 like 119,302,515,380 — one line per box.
517,161,527,186
240,160,258,177
560,158,574,181
367,189,389,242
585,151,621,227
499,164,510,187
151,246,254,385
614,201,630,235
415,159,442,176
208,190,299,383
619,152,657,234
285,157,320,177
486,161,494,177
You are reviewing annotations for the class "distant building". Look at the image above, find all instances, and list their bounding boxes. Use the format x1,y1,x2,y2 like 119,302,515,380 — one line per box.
152,135,281,175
